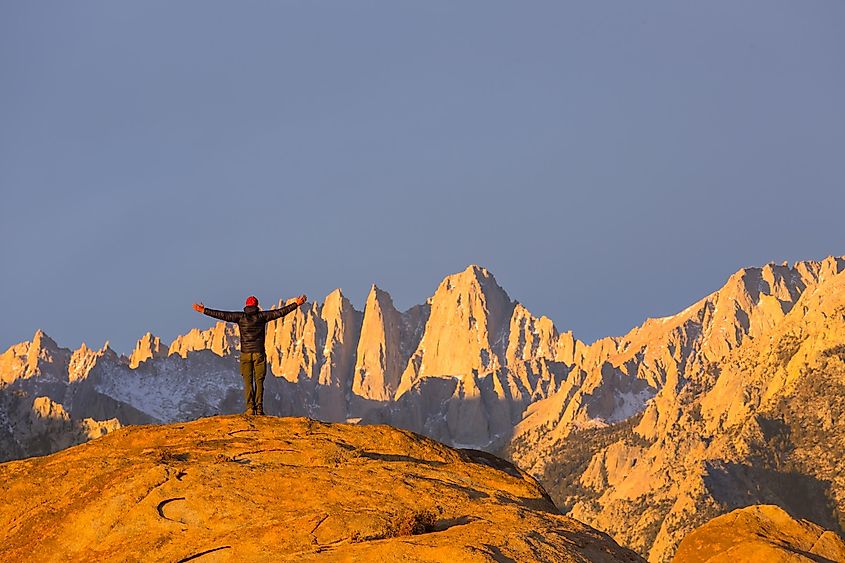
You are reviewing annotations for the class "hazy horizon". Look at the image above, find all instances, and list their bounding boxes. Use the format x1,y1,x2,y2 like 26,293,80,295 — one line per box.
2,1,844,352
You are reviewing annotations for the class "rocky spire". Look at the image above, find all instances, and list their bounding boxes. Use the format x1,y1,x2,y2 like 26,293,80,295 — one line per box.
168,323,238,358
128,332,169,368
316,289,362,421
352,285,404,402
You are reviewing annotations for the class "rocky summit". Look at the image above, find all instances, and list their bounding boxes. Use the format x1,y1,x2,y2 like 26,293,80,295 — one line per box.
673,505,845,562
0,415,642,563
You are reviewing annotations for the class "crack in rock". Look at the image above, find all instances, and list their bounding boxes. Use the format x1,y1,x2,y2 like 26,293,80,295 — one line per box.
227,429,258,437
233,448,297,461
176,545,232,562
309,513,330,535
156,497,187,524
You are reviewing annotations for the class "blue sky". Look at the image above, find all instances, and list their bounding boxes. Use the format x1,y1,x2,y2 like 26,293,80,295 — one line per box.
2,1,844,352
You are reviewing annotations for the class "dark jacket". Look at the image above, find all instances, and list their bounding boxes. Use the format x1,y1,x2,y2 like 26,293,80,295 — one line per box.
203,303,299,353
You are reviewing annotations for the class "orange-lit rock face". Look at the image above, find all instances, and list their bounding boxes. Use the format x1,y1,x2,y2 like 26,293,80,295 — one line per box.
510,256,845,562
169,322,238,358
673,505,845,563
352,285,407,402
0,330,70,385
0,416,643,563
396,265,515,397
128,332,168,368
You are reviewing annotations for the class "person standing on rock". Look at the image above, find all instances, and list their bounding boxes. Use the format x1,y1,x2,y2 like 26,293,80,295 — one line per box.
192,294,306,415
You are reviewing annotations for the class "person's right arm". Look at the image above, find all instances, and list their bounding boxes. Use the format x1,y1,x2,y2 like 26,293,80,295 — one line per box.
193,303,242,323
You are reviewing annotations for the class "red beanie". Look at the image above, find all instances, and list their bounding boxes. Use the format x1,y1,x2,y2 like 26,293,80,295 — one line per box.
245,295,258,307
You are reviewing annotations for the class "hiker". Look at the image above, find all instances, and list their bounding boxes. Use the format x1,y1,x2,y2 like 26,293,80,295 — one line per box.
192,294,306,415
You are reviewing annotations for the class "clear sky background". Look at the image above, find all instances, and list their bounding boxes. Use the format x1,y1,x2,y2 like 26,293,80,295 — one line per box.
2,1,844,353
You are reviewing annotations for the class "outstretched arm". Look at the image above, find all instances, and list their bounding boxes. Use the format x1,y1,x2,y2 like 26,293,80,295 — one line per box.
193,303,242,323
261,294,307,322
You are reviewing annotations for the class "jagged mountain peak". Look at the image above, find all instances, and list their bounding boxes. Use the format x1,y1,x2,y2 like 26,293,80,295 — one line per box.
442,264,507,295
30,329,61,352
462,263,491,278
168,323,238,359
363,283,396,310
0,329,71,384
366,283,392,301
722,255,845,301
721,262,805,306
68,342,99,382
129,332,168,368
793,255,845,281
436,265,513,312
136,331,159,343
322,287,356,309
325,286,344,299
394,266,515,398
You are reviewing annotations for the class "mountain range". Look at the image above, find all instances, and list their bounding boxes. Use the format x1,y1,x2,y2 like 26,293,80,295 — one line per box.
2,257,844,561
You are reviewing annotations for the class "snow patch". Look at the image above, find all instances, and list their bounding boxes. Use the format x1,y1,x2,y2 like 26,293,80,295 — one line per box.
607,388,655,424
94,359,240,422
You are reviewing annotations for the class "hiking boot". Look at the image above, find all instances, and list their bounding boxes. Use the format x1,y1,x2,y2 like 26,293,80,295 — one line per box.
255,408,265,416
244,407,255,416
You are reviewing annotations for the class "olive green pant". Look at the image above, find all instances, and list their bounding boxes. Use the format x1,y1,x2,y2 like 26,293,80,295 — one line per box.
239,351,266,413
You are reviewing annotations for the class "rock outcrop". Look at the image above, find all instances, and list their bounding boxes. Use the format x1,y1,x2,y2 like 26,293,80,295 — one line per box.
0,415,642,563
673,505,845,562
0,392,119,459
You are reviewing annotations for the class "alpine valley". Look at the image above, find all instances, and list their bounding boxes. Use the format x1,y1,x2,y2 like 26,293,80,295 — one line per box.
2,257,844,561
